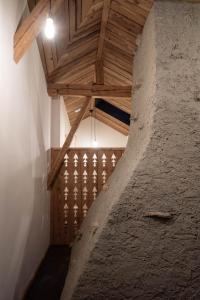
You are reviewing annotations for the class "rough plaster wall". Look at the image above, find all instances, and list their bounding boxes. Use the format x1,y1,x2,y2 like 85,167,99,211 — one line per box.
0,0,50,299
62,4,156,299
62,1,200,299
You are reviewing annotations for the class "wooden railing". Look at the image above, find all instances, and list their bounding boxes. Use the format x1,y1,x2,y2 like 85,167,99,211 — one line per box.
50,148,124,245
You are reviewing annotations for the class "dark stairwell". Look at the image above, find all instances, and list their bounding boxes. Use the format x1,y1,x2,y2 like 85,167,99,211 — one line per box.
24,246,71,300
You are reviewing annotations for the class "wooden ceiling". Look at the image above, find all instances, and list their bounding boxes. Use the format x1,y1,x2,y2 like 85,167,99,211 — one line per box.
28,0,153,135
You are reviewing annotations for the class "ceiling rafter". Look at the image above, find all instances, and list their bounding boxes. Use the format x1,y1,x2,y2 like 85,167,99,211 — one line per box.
48,83,132,97
48,50,97,83
14,0,64,63
95,0,111,84
23,0,154,136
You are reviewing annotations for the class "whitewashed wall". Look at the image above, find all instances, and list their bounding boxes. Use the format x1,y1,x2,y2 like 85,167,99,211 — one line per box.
0,1,51,299
71,117,128,148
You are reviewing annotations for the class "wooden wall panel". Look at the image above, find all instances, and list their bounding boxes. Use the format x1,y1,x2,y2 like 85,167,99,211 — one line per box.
50,148,124,245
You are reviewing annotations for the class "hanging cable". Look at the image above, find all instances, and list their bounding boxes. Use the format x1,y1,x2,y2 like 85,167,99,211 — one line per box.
94,109,97,142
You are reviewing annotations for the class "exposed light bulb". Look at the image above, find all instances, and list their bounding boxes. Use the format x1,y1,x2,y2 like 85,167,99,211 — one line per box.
44,17,55,39
75,108,81,113
92,139,98,148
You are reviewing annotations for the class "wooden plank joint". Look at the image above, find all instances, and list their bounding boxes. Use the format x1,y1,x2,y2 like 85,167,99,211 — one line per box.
47,83,132,97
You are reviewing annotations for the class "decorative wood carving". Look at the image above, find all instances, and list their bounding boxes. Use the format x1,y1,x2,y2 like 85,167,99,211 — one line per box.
50,147,124,244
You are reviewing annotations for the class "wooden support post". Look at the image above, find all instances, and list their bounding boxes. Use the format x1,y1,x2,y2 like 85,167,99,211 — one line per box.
47,96,92,188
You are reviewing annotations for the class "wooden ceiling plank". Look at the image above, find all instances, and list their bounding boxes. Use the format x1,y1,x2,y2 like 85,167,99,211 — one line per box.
109,9,142,36
107,21,136,46
104,47,133,73
64,96,86,111
112,0,146,25
118,0,150,17
95,59,104,84
105,27,137,56
14,0,64,63
125,0,154,12
64,95,88,125
80,0,103,28
58,31,99,66
105,35,135,57
104,66,132,85
104,58,132,82
70,22,101,44
105,40,133,61
56,57,96,84
48,49,97,82
72,66,95,84
56,65,95,84
48,96,92,188
104,50,133,75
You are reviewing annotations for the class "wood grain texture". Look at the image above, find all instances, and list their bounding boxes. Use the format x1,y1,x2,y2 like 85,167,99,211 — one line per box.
25,0,153,136
97,0,111,60
50,147,124,244
47,83,132,97
95,108,129,135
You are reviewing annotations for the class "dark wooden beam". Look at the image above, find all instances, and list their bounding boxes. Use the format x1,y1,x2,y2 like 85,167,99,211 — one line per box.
47,83,132,97
48,96,92,188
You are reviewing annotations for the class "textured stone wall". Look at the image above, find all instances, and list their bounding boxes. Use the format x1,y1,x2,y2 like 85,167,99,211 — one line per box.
62,1,200,299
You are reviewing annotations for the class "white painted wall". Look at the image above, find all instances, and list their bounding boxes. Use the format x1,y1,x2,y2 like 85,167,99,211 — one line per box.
51,98,61,148
60,97,71,147
0,1,51,299
54,100,127,148
71,117,128,148
51,97,71,148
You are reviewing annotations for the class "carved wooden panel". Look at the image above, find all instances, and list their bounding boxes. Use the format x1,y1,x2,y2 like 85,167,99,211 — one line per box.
51,148,124,245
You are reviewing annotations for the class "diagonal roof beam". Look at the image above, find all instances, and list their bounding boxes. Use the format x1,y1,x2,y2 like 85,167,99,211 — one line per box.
95,0,111,84
14,0,63,63
48,96,92,188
